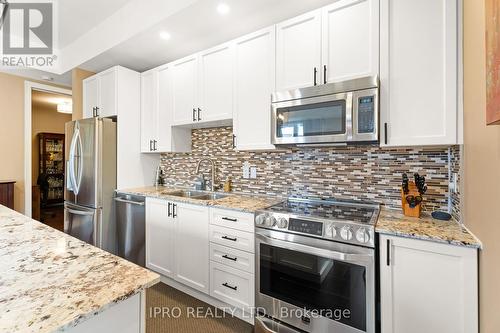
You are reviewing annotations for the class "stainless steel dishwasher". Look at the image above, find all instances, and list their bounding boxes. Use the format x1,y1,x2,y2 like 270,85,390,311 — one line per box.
114,194,145,266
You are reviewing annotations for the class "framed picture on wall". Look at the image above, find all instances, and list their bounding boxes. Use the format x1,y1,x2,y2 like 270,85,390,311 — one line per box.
486,0,500,125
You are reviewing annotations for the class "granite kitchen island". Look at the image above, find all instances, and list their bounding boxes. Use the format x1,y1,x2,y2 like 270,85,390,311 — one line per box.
0,205,159,333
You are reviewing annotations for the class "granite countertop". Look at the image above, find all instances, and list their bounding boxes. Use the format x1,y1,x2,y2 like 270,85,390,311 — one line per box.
0,205,160,333
376,207,482,249
117,186,283,213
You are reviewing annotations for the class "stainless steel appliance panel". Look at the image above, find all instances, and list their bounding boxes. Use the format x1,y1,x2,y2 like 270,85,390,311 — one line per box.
271,76,379,145
115,194,145,266
255,229,375,333
64,202,100,246
64,118,117,253
272,92,353,145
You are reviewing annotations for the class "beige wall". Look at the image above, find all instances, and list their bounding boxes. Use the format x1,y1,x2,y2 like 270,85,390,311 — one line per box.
0,72,27,213
463,1,500,332
31,103,72,185
0,72,68,213
72,68,95,121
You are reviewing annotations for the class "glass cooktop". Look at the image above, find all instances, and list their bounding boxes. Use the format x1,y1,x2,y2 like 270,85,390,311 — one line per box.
267,199,378,225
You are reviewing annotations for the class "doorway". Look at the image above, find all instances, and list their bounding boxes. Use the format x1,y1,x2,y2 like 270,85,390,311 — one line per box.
24,82,72,230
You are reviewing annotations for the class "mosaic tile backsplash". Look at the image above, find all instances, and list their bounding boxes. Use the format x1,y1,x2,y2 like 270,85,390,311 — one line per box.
160,127,462,220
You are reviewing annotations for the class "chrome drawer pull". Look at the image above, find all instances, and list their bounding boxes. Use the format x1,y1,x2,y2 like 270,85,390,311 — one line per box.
222,254,237,262
222,282,237,291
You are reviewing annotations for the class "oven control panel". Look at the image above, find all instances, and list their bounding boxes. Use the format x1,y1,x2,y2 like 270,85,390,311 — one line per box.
288,218,323,236
255,212,375,247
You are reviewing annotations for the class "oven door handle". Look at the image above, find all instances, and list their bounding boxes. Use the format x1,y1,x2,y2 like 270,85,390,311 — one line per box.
255,232,373,265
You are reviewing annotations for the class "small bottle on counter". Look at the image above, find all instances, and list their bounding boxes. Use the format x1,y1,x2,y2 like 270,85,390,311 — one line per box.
223,177,232,192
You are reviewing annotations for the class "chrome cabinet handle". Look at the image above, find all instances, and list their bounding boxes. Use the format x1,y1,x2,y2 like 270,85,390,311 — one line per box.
197,108,201,121
323,65,327,84
193,108,196,121
313,67,318,86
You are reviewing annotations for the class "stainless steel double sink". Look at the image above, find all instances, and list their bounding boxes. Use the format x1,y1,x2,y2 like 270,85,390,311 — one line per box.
163,190,228,201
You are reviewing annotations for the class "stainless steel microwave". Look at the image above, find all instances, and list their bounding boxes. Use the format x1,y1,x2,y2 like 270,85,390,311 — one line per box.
271,76,379,145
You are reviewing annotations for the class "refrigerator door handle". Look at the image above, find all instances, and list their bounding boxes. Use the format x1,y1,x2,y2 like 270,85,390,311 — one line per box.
68,126,79,194
74,129,84,194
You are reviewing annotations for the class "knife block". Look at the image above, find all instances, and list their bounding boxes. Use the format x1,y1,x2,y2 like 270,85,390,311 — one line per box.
401,182,422,218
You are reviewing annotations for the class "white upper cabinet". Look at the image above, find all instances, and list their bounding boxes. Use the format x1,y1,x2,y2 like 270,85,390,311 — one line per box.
140,65,191,153
276,10,322,91
380,0,459,146
276,0,379,91
233,27,276,151
322,0,379,83
83,67,119,118
82,76,99,119
98,69,117,118
198,43,234,123
140,69,157,152
171,54,199,125
83,66,136,119
379,235,478,333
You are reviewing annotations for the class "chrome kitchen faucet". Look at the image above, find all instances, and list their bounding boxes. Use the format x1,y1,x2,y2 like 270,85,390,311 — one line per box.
195,158,216,191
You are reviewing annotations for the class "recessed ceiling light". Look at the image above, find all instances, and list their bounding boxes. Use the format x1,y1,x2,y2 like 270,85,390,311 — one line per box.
159,31,171,41
217,3,230,15
57,102,72,114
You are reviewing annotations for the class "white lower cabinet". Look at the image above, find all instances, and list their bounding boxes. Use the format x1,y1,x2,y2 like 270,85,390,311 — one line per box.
209,224,255,253
208,208,255,311
210,261,254,310
379,235,478,333
146,201,254,313
145,198,209,294
174,202,210,293
145,197,175,278
210,243,255,274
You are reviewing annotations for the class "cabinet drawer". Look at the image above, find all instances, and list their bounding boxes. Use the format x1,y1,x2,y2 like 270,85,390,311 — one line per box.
210,261,254,310
209,225,254,253
210,243,255,274
210,208,254,233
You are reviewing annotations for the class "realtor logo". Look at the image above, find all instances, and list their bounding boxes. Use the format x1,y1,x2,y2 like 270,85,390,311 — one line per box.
2,2,53,54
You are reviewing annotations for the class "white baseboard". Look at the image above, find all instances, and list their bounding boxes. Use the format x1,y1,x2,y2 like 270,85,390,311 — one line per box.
157,275,255,325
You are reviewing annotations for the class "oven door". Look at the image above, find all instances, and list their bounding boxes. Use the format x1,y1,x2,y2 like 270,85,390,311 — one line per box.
272,92,353,145
256,229,375,333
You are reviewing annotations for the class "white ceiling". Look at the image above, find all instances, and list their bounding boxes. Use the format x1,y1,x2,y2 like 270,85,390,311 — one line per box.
2,0,334,85
57,0,132,48
80,0,334,73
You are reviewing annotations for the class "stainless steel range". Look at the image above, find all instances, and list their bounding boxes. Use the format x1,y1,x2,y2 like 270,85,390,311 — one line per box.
254,198,379,333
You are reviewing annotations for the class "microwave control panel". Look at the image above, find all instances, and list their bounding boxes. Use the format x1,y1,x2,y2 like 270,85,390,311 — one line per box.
357,96,375,134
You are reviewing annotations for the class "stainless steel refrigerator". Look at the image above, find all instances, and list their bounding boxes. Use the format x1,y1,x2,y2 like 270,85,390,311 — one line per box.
64,118,117,254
